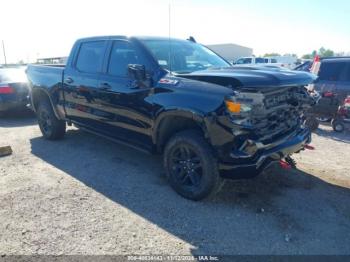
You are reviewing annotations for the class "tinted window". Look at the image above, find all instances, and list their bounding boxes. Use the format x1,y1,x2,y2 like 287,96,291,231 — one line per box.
318,61,346,81
108,41,142,76
76,41,106,73
271,59,277,63
255,58,265,64
338,62,350,81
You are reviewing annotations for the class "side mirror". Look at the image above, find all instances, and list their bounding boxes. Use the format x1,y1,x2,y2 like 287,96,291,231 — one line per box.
128,64,146,81
128,64,152,88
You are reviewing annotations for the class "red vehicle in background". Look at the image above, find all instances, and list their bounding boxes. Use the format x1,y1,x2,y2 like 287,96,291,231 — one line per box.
332,96,350,132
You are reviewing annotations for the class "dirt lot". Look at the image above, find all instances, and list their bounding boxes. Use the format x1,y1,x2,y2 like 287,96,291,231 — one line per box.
1,112,350,255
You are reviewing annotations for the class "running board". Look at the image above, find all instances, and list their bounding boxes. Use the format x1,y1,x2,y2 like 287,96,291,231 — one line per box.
74,124,153,155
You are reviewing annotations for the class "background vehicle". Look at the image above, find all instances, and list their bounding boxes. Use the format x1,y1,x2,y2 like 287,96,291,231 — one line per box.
310,57,350,101
294,60,313,72
266,56,298,69
331,96,350,132
234,56,297,69
233,56,266,65
304,91,341,131
0,68,29,114
26,36,315,200
263,57,278,64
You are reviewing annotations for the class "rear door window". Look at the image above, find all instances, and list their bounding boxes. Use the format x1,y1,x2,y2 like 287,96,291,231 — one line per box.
255,58,265,64
318,61,346,81
76,41,106,73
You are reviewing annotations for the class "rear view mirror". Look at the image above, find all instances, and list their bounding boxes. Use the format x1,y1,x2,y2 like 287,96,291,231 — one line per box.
128,64,146,81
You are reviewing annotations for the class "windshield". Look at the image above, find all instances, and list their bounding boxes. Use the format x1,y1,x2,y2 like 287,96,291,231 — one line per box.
140,39,230,74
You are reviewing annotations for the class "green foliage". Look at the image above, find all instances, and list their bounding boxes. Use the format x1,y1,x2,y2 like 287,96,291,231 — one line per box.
263,53,280,57
319,48,334,57
302,54,313,59
283,53,297,58
302,48,335,59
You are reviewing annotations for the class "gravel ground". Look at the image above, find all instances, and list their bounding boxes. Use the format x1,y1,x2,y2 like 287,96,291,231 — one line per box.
0,112,350,255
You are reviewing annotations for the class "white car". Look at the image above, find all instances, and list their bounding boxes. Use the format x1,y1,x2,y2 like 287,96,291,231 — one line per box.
266,56,298,69
234,57,266,65
234,56,297,69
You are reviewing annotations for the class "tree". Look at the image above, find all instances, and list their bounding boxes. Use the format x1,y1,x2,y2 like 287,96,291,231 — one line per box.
302,54,313,59
263,53,280,57
302,48,334,60
335,51,345,56
283,53,298,58
318,47,334,57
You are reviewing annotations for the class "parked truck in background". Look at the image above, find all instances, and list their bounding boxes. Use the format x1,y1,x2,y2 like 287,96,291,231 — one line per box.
234,56,298,69
26,36,315,200
309,56,350,101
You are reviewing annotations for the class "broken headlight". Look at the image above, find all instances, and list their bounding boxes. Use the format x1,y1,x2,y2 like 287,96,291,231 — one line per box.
224,92,256,116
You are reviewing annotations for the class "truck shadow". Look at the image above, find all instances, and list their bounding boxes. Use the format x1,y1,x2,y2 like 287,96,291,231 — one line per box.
314,123,350,144
0,110,36,127
30,128,350,255
315,128,350,144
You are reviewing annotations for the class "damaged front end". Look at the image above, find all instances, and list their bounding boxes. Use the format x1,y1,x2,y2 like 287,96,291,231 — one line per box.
180,68,316,178
218,86,314,178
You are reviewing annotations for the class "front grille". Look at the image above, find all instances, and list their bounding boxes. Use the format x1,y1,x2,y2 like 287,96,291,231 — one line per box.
229,86,311,143
251,104,301,143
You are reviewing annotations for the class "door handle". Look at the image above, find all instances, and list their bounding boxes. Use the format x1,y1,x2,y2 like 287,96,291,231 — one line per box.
65,77,74,84
98,83,111,90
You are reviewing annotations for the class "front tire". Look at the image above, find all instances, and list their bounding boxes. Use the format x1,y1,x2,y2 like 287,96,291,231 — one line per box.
163,130,223,201
37,100,66,140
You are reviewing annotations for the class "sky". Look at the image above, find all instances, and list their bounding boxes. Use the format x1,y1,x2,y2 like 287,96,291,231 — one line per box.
1,0,350,63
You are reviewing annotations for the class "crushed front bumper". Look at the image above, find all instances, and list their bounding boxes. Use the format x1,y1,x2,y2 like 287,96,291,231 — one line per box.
219,128,311,179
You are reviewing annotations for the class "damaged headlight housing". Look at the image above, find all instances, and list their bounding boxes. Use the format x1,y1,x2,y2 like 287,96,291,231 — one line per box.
225,100,253,114
225,94,254,116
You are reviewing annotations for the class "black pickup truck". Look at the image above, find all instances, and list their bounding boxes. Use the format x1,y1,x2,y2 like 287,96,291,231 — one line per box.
26,36,315,200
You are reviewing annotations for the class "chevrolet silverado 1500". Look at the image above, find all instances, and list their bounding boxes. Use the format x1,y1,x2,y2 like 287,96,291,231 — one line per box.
26,36,315,200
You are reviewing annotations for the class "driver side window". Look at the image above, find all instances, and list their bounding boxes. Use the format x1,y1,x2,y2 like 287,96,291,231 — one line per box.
108,41,142,77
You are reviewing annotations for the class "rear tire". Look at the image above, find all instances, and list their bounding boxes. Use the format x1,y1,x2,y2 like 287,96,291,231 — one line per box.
332,119,344,132
163,130,223,201
36,99,66,140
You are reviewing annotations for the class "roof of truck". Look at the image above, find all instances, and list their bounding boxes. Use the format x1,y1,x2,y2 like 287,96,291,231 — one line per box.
321,57,350,61
76,35,189,42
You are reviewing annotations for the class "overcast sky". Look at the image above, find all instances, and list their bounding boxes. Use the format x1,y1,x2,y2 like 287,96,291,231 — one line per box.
1,0,350,63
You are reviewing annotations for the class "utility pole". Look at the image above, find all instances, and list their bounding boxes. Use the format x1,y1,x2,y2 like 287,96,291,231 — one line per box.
2,40,7,65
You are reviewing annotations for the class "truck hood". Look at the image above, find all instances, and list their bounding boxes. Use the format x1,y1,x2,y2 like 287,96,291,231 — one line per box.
179,67,317,92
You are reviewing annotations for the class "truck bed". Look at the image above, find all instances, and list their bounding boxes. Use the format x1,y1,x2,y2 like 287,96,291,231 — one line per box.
26,64,65,92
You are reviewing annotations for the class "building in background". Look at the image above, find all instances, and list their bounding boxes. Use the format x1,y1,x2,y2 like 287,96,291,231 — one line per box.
206,43,253,63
